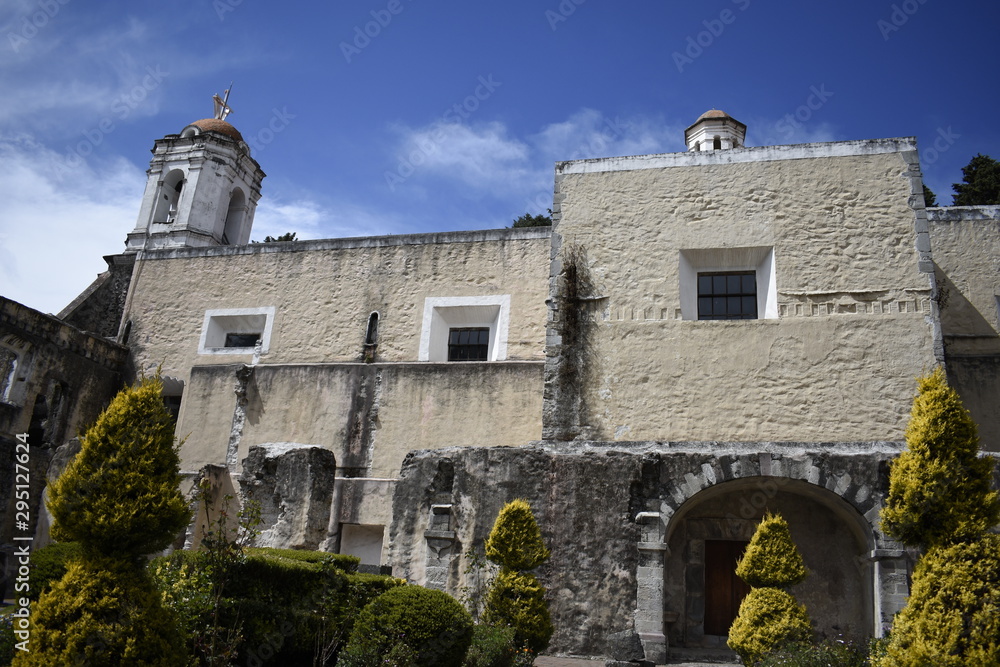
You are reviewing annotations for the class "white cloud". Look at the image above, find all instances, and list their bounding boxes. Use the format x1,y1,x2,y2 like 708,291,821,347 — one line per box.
532,108,680,162
391,121,533,192
0,134,143,314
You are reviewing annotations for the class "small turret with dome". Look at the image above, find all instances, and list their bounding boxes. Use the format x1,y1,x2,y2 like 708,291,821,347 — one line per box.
125,88,265,252
684,109,747,152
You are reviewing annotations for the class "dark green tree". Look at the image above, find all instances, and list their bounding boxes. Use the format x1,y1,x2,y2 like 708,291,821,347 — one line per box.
880,368,1000,549
922,184,937,207
264,232,297,242
951,153,1000,205
481,499,554,655
512,211,552,228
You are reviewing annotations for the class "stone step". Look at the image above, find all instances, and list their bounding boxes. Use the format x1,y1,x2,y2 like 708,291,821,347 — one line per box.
666,646,741,665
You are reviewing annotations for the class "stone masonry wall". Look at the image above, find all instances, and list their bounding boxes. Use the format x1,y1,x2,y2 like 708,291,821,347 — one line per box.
389,441,908,659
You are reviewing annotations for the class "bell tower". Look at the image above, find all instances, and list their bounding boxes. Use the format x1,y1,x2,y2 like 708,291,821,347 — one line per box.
126,91,265,252
684,109,746,152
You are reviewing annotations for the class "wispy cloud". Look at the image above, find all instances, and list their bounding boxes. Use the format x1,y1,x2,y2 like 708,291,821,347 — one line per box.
0,134,143,313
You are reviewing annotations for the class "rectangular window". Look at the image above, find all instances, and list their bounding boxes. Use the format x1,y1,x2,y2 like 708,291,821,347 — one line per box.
224,333,260,348
198,307,275,355
698,271,757,320
448,327,489,361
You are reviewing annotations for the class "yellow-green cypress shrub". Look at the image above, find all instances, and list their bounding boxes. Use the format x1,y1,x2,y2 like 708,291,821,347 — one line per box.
19,375,192,665
735,512,808,588
47,375,191,559
481,570,554,654
484,499,550,571
481,499,554,654
874,533,1000,667
728,513,812,664
13,557,186,667
881,368,1000,549
727,588,812,666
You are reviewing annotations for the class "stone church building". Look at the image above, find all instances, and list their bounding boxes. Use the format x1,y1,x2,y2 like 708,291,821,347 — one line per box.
1,107,998,662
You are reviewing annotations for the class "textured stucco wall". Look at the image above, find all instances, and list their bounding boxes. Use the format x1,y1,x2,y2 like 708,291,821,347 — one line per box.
547,143,938,442
124,228,550,385
928,206,1000,449
176,362,544,478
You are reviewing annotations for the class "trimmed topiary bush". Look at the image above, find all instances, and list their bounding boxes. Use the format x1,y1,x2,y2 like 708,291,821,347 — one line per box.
881,368,1000,549
728,513,812,665
484,500,550,572
47,374,190,560
13,557,185,667
481,499,553,655
340,585,474,667
482,570,553,655
736,513,808,588
728,588,812,666
26,542,82,602
873,533,1000,666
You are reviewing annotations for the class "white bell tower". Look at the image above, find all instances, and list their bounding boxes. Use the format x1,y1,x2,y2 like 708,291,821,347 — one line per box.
684,109,746,152
126,91,265,252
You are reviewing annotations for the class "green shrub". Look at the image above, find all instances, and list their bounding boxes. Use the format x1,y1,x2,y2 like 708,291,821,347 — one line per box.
757,638,869,667
0,614,14,667
246,547,360,573
13,557,186,667
341,585,474,667
47,375,191,560
728,588,812,666
463,625,517,667
26,542,81,601
485,499,550,572
736,513,807,588
481,499,554,654
881,368,1000,549
874,533,1000,667
482,570,553,655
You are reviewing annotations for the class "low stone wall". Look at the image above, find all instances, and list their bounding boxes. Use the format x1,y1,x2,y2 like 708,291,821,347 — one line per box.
389,441,912,660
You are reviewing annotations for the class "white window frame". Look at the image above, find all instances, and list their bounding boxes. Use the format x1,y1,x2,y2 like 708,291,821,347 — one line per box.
198,306,276,355
679,247,777,321
418,295,511,362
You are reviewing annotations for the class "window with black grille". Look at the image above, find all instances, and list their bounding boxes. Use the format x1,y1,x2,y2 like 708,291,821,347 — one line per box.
447,327,489,361
697,272,758,320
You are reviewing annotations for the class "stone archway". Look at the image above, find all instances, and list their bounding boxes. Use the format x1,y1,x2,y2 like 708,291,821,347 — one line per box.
663,477,876,648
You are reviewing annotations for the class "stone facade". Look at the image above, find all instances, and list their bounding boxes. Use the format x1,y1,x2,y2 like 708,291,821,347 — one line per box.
0,296,127,598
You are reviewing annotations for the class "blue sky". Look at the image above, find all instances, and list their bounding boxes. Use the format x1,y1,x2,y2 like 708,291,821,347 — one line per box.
1,0,998,314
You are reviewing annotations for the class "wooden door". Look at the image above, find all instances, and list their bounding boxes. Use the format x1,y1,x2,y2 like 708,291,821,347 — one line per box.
704,540,752,636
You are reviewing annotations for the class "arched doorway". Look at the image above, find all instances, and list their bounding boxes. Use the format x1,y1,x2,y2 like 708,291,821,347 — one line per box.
663,477,875,649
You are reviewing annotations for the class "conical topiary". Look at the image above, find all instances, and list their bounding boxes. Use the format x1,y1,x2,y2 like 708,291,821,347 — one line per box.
735,512,808,588
728,513,812,665
47,374,191,560
873,533,1000,666
881,368,1000,549
484,499,550,571
481,499,554,654
481,569,554,654
727,588,811,666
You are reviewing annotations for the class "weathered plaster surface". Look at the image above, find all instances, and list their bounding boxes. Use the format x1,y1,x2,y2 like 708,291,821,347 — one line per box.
124,228,550,384
547,147,937,442
928,206,1000,449
176,362,544,478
